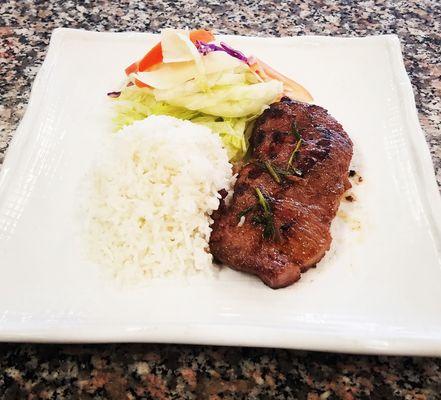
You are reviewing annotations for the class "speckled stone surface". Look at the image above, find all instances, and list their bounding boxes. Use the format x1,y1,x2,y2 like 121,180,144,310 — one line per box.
0,1,440,399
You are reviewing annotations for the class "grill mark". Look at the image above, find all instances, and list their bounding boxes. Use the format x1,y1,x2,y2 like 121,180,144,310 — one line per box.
272,130,284,144
264,106,284,118
296,128,333,175
252,129,265,148
247,166,264,180
235,182,250,196
269,145,278,160
280,221,295,234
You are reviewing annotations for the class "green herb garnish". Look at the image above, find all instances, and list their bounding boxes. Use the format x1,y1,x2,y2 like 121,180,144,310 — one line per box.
274,166,302,177
255,161,303,181
288,121,303,169
237,205,256,221
254,188,276,240
251,215,265,225
255,188,270,214
290,167,303,177
264,161,281,184
287,138,303,169
237,187,280,241
292,122,301,141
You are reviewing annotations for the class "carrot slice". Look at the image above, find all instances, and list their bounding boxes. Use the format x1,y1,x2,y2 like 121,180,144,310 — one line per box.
189,29,215,44
134,78,150,88
253,58,313,103
138,43,164,72
131,29,215,73
125,61,139,76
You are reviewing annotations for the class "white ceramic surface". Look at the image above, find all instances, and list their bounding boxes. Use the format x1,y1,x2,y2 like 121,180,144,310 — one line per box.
1,28,440,355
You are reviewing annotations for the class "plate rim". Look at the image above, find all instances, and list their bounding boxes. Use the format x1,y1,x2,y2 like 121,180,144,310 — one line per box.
1,28,441,355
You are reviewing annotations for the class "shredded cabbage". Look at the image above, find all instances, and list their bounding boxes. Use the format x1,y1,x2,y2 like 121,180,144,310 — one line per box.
155,79,282,118
112,86,197,129
113,48,283,161
113,86,253,161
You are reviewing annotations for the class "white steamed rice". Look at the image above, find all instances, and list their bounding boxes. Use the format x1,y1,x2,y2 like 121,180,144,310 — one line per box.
84,115,233,279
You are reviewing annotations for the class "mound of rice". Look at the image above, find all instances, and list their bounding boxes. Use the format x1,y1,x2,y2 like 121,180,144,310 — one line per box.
84,115,232,279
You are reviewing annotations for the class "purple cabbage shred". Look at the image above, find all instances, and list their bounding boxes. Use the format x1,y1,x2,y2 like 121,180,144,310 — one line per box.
195,40,222,55
195,40,248,64
107,91,121,98
219,42,248,63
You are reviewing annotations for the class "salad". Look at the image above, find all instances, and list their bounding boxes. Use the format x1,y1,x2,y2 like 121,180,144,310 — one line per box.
109,29,312,161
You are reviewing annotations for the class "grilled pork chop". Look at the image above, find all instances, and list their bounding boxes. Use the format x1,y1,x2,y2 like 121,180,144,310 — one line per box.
209,98,353,288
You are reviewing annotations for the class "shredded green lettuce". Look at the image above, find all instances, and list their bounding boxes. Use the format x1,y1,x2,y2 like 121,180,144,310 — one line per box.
112,65,282,161
113,86,255,161
112,87,198,131
154,79,282,118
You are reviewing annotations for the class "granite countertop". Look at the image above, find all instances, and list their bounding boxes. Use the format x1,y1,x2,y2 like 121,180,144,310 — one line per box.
0,1,440,398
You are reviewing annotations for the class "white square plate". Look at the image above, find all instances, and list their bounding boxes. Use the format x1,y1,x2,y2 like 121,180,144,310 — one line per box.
1,29,441,355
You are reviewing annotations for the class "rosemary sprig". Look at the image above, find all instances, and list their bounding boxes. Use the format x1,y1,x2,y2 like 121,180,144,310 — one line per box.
287,138,303,169
274,165,302,177
255,161,303,180
237,205,256,221
290,167,303,177
254,188,276,240
255,188,270,214
292,121,301,141
235,187,281,241
287,120,304,170
264,161,281,184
